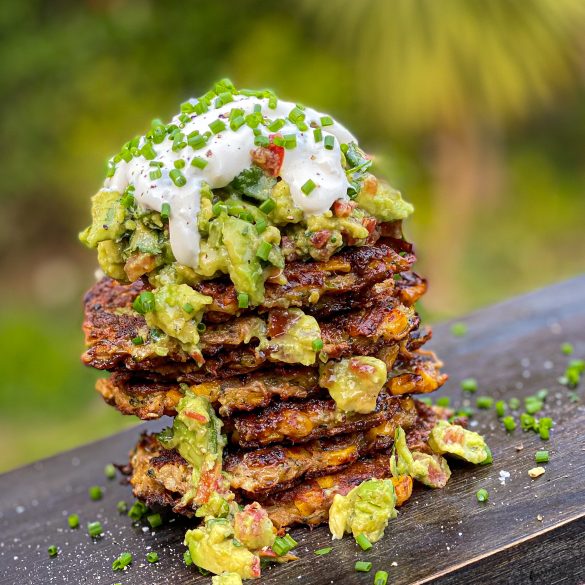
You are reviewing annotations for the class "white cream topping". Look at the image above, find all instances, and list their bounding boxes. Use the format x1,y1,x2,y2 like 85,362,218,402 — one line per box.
105,95,356,268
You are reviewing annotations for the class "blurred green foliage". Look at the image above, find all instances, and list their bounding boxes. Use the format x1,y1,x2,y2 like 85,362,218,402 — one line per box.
1,0,584,471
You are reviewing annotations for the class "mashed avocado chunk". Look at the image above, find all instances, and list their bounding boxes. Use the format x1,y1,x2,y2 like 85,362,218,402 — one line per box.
234,502,276,550
329,479,397,543
355,176,414,222
319,357,387,414
428,420,492,464
143,284,211,353
185,518,261,580
391,427,451,488
96,240,126,280
79,190,127,248
158,392,227,507
212,573,243,585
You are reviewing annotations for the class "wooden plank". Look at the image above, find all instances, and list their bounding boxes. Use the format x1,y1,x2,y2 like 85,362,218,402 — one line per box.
1,275,584,585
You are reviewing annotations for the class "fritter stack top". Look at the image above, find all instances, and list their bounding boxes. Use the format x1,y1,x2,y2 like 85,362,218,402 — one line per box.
80,81,488,581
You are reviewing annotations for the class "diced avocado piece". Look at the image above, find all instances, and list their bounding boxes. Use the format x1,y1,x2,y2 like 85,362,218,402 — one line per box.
319,357,387,414
356,177,414,221
233,502,276,550
306,210,369,241
184,518,260,579
269,181,303,225
259,308,321,366
212,573,243,585
391,427,451,488
329,479,397,543
126,220,162,255
144,284,212,351
428,420,491,464
79,190,127,248
96,240,126,280
159,392,227,507
230,166,277,201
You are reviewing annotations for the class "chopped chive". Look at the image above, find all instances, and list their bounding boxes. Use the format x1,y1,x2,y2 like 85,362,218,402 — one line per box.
103,463,116,480
436,396,450,407
230,115,246,131
48,545,58,557
524,398,543,415
476,396,494,409
495,400,507,417
320,115,333,126
536,388,549,401
288,106,305,123
296,121,309,131
508,397,520,410
272,536,293,556
259,198,276,214
68,514,79,529
173,159,185,169
161,202,171,220
324,135,335,150
183,550,193,566
140,141,157,160
146,551,159,563
535,450,549,463
197,322,206,333
87,521,103,538
301,179,317,195
112,552,133,571
272,135,285,147
283,134,297,149
374,570,389,585
209,119,226,134
169,168,186,187
120,191,135,208
460,378,478,392
183,303,194,314
254,134,270,147
481,445,493,465
283,533,298,549
212,202,228,216
312,338,324,352
450,322,468,337
171,131,186,151
476,488,489,503
313,128,323,142
502,416,516,432
520,412,536,431
149,167,162,180
268,95,278,109
355,533,372,551
147,513,163,529
133,291,155,314
355,561,372,572
89,486,103,501
237,293,249,309
191,156,208,169
268,119,285,132
116,501,127,514
314,547,333,556
561,342,574,355
256,241,272,261
128,500,148,521
255,218,267,233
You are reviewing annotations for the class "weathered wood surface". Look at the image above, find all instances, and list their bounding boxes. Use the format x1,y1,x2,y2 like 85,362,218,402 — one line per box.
1,276,584,585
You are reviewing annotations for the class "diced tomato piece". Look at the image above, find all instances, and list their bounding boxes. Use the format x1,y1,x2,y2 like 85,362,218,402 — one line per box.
184,410,208,423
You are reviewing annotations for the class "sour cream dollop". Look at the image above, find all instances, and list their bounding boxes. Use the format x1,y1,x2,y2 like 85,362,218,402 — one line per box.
105,94,356,268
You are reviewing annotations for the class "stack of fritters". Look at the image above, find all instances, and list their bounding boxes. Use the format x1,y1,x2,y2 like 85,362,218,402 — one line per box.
82,224,447,529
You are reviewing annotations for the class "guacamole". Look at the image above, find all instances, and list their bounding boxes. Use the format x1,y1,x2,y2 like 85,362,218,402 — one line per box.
329,479,397,543
319,356,387,414
428,420,492,464
212,574,243,585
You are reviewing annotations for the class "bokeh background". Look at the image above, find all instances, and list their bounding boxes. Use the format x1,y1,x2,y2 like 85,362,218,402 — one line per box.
1,0,584,472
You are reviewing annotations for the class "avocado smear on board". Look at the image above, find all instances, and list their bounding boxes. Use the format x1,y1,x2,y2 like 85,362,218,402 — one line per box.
319,356,387,413
329,479,398,543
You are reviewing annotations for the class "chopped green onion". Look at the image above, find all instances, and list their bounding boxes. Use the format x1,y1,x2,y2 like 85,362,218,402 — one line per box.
68,514,79,529
374,570,389,585
212,202,228,216
191,156,208,169
112,552,133,571
502,416,516,432
209,119,226,134
149,168,162,180
314,547,333,556
140,141,157,160
495,400,507,417
561,342,574,355
476,396,494,409
128,500,148,521
89,486,103,501
535,450,549,463
536,388,549,401
268,119,285,132
161,202,171,220
255,218,267,233
173,159,185,169
230,114,246,131
180,101,195,114
133,291,155,314
48,545,58,557
539,426,550,441
103,463,116,480
256,241,272,261
283,533,298,549
272,536,294,556
283,134,297,149
355,533,372,551
481,445,493,465
312,339,324,352
237,293,249,309
508,397,520,410
436,396,450,407
183,302,194,314
171,131,186,151
183,550,193,566
88,521,103,538
520,412,536,431
254,134,270,147
313,128,323,142
259,198,276,214
450,322,468,337
301,179,317,195
147,513,163,529
197,322,207,333
460,378,478,392
524,398,543,415
324,135,335,150
476,488,489,503
120,191,135,208
187,132,208,150
320,115,333,126
146,551,159,563
169,168,186,187
355,561,372,572
272,135,285,147
116,501,127,514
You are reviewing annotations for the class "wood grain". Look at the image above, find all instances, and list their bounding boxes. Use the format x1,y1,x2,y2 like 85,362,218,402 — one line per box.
1,275,584,585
